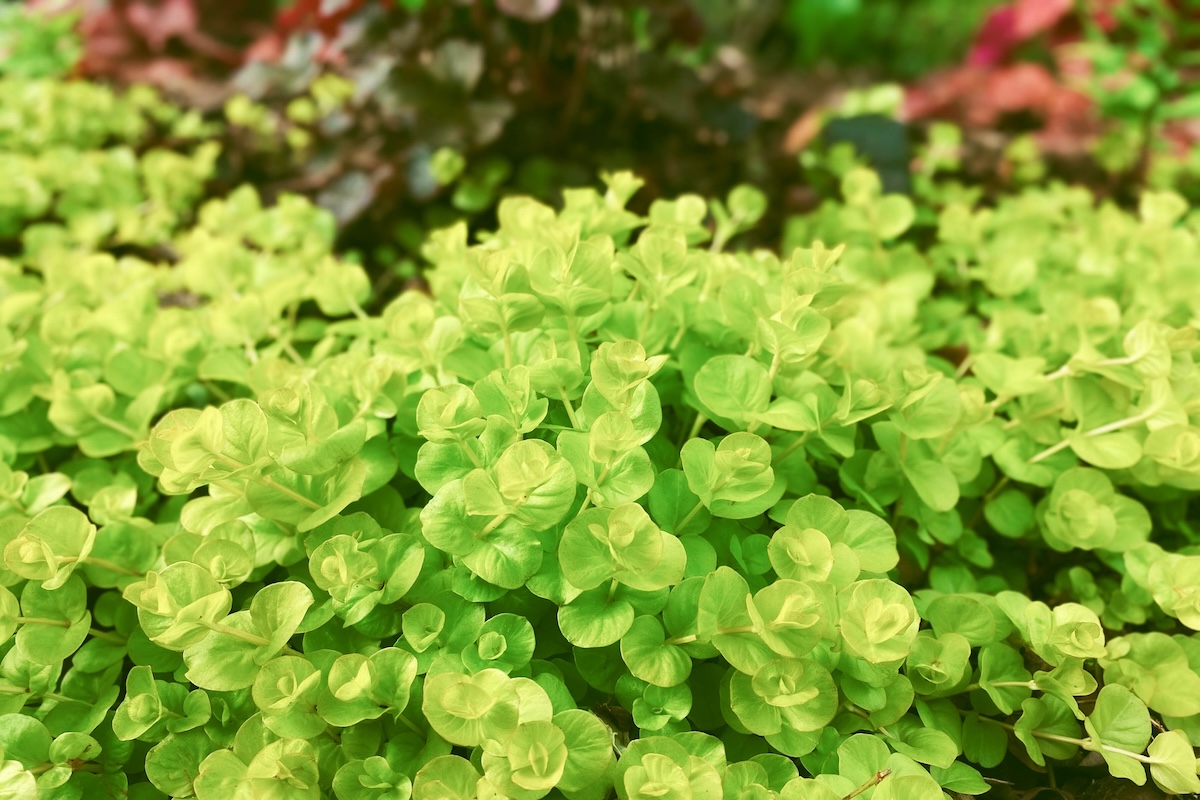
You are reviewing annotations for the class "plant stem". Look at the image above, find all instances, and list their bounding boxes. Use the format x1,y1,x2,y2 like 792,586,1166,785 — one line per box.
200,380,233,403
559,389,581,430
978,717,1154,764
1030,441,1076,464
0,488,26,513
15,616,67,627
0,686,74,704
396,712,422,735
676,411,709,466
279,339,307,366
479,513,510,538
14,617,126,644
457,438,484,469
843,770,891,800
956,679,1037,696
202,620,300,656
842,703,892,735
1028,409,1155,464
213,456,322,509
594,464,611,487
955,355,975,379
93,412,141,441
1044,364,1072,381
710,228,731,254
82,556,144,577
664,625,755,646
251,474,321,510
965,475,1011,531
773,433,810,464
88,628,128,645
665,633,699,646
677,500,705,532
31,762,102,776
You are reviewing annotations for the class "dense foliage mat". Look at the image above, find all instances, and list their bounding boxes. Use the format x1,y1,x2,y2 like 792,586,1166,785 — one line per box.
2,76,1200,799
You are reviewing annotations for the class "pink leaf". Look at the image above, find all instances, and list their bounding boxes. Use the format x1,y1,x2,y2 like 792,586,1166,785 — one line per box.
1012,0,1073,39
125,0,198,53
496,0,560,23
986,63,1060,114
968,0,1073,66
969,7,1019,67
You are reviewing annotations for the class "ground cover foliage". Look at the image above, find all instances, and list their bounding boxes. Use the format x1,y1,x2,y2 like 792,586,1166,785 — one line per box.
0,63,1199,800
7,0,1006,268
26,0,1200,260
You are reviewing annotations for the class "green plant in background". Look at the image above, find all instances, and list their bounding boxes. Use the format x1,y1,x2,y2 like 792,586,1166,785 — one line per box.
0,3,80,80
0,129,1199,798
1079,0,1200,189
0,76,218,248
782,0,999,79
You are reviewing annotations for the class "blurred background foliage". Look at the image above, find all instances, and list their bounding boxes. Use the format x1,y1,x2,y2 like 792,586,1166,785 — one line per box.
5,0,1200,279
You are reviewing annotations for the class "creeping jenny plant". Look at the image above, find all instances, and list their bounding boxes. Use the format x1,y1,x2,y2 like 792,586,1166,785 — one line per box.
1,91,1200,800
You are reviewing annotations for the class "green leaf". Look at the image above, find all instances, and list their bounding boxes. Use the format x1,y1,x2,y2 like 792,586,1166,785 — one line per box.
873,773,948,800
726,185,768,230
729,658,837,735
5,506,97,590
1147,731,1200,795
183,581,312,691
558,586,635,648
902,459,959,513
697,567,772,674
16,576,91,664
768,525,834,584
0,714,52,768
747,579,829,659
462,613,536,674
925,595,1004,647
838,580,919,666
123,562,232,650
875,194,915,240
412,756,480,800
977,643,1033,715
145,730,219,798
1014,695,1081,766
647,469,710,536
620,615,692,688
1084,685,1151,785
681,433,783,519
983,489,1034,538
554,709,615,794
1101,632,1200,719
884,716,959,768
1069,432,1142,470
905,631,971,695
693,355,772,423
422,670,520,747
961,712,1008,769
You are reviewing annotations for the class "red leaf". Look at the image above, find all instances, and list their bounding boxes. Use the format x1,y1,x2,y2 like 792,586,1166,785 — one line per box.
1012,0,1073,40
968,7,1019,67
243,32,287,64
968,0,1073,66
124,0,198,53
902,67,982,122
986,63,1061,114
